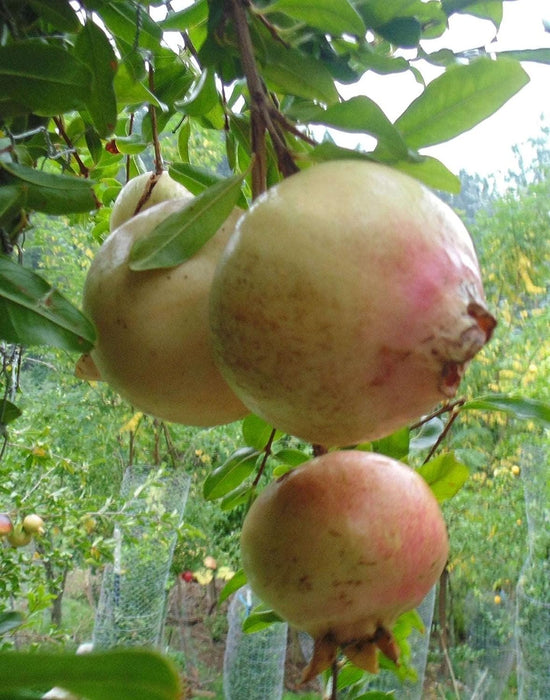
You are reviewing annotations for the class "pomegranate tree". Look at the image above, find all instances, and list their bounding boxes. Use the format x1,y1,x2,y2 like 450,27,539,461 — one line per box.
240,450,449,680
210,160,496,447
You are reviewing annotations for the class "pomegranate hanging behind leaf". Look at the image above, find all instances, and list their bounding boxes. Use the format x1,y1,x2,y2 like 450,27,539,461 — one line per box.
240,450,449,680
210,160,496,447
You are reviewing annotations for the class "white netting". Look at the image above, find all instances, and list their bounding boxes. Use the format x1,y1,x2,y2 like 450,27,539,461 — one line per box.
359,585,437,698
461,590,515,698
515,444,550,699
223,586,288,700
93,465,190,649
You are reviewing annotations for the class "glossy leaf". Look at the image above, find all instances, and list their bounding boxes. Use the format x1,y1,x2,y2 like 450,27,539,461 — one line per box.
308,96,409,158
461,394,550,428
0,399,22,427
0,611,24,636
498,48,550,65
160,0,208,31
264,0,365,37
176,68,219,116
272,448,310,467
0,42,90,117
372,427,410,460
98,1,162,51
262,42,339,105
0,648,181,700
74,21,118,138
203,447,260,500
417,452,469,502
28,0,81,32
392,156,461,193
218,568,247,605
395,57,529,149
242,414,281,451
242,605,285,633
220,483,255,511
0,255,96,352
129,172,245,270
169,162,221,195
0,162,97,215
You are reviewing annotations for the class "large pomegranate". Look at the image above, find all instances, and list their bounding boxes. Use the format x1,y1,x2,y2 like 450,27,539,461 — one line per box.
210,160,496,447
82,199,248,426
240,450,449,680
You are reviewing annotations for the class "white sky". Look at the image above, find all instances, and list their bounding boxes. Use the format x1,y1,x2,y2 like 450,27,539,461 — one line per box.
346,0,550,177
162,0,550,179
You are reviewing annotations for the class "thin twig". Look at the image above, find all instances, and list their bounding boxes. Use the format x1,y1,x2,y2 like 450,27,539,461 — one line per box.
252,427,278,487
148,62,164,175
53,116,90,178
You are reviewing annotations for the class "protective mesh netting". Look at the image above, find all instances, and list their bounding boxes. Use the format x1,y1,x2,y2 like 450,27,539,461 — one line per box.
223,585,288,700
462,590,516,698
515,445,550,700
93,465,190,649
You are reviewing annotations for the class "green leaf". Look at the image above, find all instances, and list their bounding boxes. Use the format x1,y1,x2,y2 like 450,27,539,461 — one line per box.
0,255,96,353
392,155,461,192
203,447,260,500
377,17,421,48
372,427,410,460
98,1,162,51
242,414,282,450
220,483,255,511
0,162,97,215
169,162,221,195
0,648,181,700
416,452,469,502
218,568,247,605
264,0,366,36
176,68,219,116
242,604,285,633
0,185,26,225
129,172,245,270
28,0,81,32
160,0,208,31
272,447,310,467
74,21,118,138
410,417,445,452
262,42,339,105
308,96,409,159
0,611,24,636
395,56,529,149
0,41,90,117
0,399,22,427
461,394,550,428
498,48,550,65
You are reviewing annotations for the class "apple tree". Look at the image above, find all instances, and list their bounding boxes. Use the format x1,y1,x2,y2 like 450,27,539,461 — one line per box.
1,1,550,698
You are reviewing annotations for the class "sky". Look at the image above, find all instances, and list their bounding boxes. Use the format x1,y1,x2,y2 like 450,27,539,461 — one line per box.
349,0,550,178
162,0,550,179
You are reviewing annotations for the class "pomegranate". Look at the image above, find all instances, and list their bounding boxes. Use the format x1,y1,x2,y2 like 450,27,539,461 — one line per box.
109,170,190,232
22,513,45,535
0,513,13,537
240,450,449,680
82,199,248,426
210,160,496,447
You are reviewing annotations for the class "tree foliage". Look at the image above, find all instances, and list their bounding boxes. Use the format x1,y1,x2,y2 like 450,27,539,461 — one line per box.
1,0,550,697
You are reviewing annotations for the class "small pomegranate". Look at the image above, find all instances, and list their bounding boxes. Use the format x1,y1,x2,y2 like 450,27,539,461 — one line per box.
210,160,496,447
0,513,13,537
240,450,449,680
22,513,45,535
